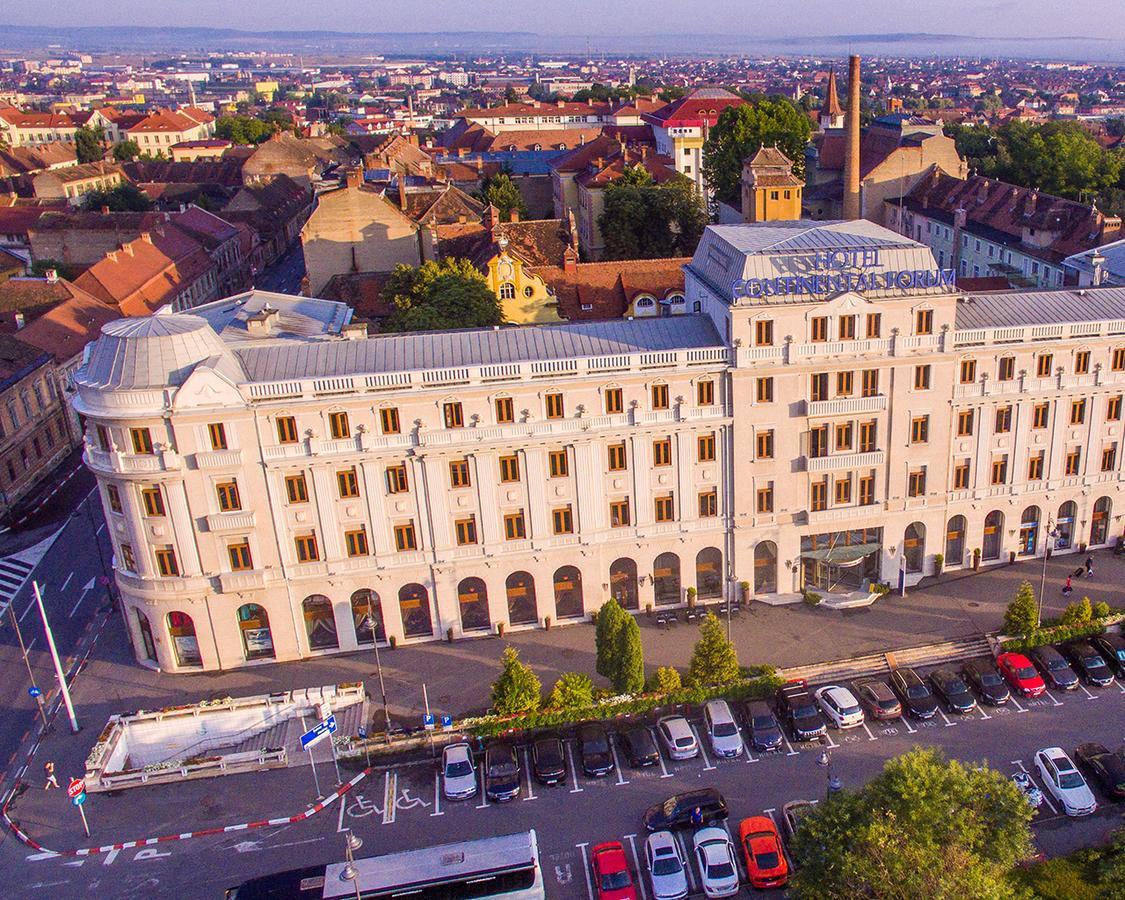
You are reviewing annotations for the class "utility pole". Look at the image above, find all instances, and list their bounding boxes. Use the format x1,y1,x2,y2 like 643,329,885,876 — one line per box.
33,581,78,733
364,597,392,742
8,602,48,729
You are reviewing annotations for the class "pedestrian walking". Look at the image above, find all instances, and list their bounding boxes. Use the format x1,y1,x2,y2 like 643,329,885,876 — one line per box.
1085,556,1093,577
1062,575,1073,597
690,806,704,828
43,761,58,790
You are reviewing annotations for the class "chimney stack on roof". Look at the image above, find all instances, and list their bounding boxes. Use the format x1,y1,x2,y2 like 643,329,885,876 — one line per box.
345,166,363,190
397,174,407,210
842,54,862,221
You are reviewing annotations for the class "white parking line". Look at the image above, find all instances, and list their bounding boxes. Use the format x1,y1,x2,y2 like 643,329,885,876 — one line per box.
719,821,749,884
624,834,648,900
744,742,759,763
1117,681,1125,695
937,709,957,728
860,721,878,741
691,724,716,771
674,832,699,893
382,771,397,825
977,705,992,720
822,731,839,749
898,715,917,734
655,729,674,778
431,772,443,816
782,732,799,757
609,735,629,786
1043,689,1064,707
567,742,585,793
521,749,538,801
1010,696,1028,713
575,843,595,900
1012,759,1058,816
1078,684,1098,700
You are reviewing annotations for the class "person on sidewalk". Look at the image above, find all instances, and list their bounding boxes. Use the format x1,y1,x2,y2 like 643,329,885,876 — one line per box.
43,761,58,790
1085,556,1094,577
1063,576,1073,597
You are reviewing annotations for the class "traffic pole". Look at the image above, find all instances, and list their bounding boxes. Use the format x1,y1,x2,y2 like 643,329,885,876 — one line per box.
33,581,78,733
77,801,90,837
8,602,48,729
422,683,434,757
307,746,322,798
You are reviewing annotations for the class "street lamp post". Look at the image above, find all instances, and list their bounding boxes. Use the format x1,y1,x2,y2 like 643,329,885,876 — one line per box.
1036,518,1057,629
340,830,363,900
818,742,843,801
364,596,392,742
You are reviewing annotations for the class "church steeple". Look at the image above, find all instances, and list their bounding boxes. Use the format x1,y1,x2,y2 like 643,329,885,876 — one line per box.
820,68,845,130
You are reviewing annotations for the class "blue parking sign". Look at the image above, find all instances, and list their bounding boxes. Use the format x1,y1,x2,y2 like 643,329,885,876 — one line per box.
441,715,453,731
423,713,435,730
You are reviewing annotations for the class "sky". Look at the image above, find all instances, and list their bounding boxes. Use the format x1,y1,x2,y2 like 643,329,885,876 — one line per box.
6,0,1124,38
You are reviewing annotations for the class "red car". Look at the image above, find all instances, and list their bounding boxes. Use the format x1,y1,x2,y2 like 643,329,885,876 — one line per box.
591,841,638,900
997,652,1046,698
739,815,790,889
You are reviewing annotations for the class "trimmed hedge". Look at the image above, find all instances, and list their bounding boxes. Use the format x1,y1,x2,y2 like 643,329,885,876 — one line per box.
469,669,783,739
999,619,1113,653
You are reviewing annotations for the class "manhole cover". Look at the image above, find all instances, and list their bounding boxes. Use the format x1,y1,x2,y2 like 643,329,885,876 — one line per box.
966,601,981,608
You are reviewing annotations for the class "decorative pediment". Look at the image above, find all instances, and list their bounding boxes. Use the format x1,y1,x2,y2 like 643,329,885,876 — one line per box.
173,364,245,411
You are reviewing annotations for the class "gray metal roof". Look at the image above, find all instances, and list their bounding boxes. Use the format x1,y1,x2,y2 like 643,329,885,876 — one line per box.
702,220,919,255
955,286,1125,329
235,316,724,382
189,290,352,342
1063,236,1125,282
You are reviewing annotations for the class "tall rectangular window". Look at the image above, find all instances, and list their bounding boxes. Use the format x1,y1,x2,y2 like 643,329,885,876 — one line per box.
1075,350,1091,375
953,460,970,490
454,517,478,546
545,392,565,419
653,438,672,466
1109,395,1123,422
1114,347,1125,372
494,397,514,424
130,427,154,454
756,485,773,513
865,313,881,339
809,425,829,458
604,388,623,415
810,479,827,511
651,384,669,410
858,474,875,506
228,541,253,571
549,449,569,477
499,454,520,482
995,406,1012,433
443,402,464,429
345,528,369,557
755,319,774,346
504,511,526,540
552,505,574,535
859,420,877,452
155,545,179,577
106,483,122,514
756,430,774,459
208,422,227,450
838,315,856,340
697,380,715,406
998,357,1015,381
834,475,852,504
294,533,320,563
141,486,165,517
610,499,631,527
328,411,350,439
699,490,718,517
276,416,298,444
1102,444,1117,472
1028,453,1044,481
394,522,417,551
861,369,879,397
697,433,716,462
380,407,400,434
1032,403,1049,429
914,365,931,390
908,468,927,497
957,410,974,436
991,456,1008,485
449,459,470,488
810,317,828,342
915,309,933,335
96,424,111,451
1065,447,1081,476
217,481,241,511
910,416,929,444
608,443,627,471
654,494,675,522
756,377,774,403
120,543,137,573
386,464,408,494
835,422,853,451
1036,353,1053,377
959,360,976,384
837,370,854,397
1070,399,1086,425
285,472,308,503
337,468,359,498
810,372,829,402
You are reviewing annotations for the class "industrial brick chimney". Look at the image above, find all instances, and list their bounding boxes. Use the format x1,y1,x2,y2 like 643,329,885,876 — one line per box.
842,54,861,221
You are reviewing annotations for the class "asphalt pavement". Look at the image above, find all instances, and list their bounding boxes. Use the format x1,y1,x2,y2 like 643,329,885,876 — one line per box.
253,242,306,295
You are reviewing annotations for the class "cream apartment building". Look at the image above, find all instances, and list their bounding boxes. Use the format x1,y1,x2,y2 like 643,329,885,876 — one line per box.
74,223,1125,672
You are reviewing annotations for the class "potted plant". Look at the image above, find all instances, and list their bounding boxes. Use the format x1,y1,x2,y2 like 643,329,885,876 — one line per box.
496,622,505,638
1008,550,1016,565
740,580,750,602
544,615,552,630
933,553,944,578
972,548,981,571
446,626,454,643
686,587,697,608
389,635,397,649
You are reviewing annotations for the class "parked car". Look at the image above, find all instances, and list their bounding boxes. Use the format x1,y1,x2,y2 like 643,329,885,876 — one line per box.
484,742,521,802
531,736,566,786
578,723,615,777
997,652,1047,698
621,725,660,768
814,685,865,728
657,715,700,761
1010,772,1044,808
440,741,478,801
642,789,729,832
741,700,784,752
1034,747,1097,816
692,827,740,898
591,841,638,900
1090,634,1125,677
889,667,939,718
928,667,977,714
1029,645,1079,691
1062,642,1116,687
852,677,903,721
775,681,828,741
738,815,789,889
644,831,689,900
1073,742,1125,801
703,700,744,758
962,658,1011,705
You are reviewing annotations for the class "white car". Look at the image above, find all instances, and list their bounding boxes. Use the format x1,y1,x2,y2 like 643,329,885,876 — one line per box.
703,700,744,759
1010,772,1044,808
814,685,865,729
1034,747,1097,817
692,826,740,898
645,830,689,900
657,715,700,760
440,741,478,800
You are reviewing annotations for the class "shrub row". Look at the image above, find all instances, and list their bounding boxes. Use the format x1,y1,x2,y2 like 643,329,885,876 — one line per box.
998,616,1119,653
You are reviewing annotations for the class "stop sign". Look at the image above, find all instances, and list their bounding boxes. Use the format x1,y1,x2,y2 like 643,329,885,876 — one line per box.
67,778,85,799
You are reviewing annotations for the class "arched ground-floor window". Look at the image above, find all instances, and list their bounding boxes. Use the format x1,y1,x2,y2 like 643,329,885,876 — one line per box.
237,603,275,660
610,558,638,610
696,547,722,600
754,541,777,594
653,553,681,606
398,584,434,638
1091,496,1111,546
554,566,584,619
167,610,201,667
351,589,385,645
505,572,538,625
945,516,966,567
458,577,491,631
983,510,1004,560
303,594,339,651
903,522,925,574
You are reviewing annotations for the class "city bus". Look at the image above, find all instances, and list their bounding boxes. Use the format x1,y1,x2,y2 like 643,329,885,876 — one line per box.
225,829,545,899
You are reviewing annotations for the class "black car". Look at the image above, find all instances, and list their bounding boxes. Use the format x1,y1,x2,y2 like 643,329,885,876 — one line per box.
620,726,660,768
962,658,1011,705
741,700,784,752
1091,634,1125,677
889,667,939,719
928,667,977,714
1074,742,1125,800
577,723,615,777
1063,642,1116,687
1029,645,1079,691
642,788,729,832
531,736,566,786
775,681,828,741
484,743,521,802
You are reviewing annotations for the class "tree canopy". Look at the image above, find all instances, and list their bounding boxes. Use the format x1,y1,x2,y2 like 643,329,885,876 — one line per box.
688,612,739,686
490,645,541,715
790,747,1034,899
73,125,104,164
81,183,153,212
380,258,502,333
1003,581,1039,635
702,98,812,205
112,139,141,162
594,599,627,682
476,170,528,222
598,173,709,260
215,115,275,145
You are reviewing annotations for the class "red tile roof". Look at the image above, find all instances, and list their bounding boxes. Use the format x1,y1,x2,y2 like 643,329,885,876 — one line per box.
7,279,119,362
643,87,746,128
526,257,688,320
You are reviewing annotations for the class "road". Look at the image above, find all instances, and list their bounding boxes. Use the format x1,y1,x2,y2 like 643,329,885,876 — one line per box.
253,242,306,295
5,649,1123,898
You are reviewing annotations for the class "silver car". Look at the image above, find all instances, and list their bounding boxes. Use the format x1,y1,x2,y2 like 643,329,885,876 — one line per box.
703,700,744,759
440,741,478,800
693,826,740,898
645,830,689,900
657,715,700,760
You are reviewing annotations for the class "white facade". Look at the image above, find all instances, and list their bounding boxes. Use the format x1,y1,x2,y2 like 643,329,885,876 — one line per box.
75,224,1125,673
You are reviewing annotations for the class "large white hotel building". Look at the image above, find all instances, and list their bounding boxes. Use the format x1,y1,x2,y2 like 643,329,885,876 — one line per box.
75,220,1125,672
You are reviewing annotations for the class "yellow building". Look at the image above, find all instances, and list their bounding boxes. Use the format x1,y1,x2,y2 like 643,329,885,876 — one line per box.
255,81,280,102
740,146,803,223
484,236,563,324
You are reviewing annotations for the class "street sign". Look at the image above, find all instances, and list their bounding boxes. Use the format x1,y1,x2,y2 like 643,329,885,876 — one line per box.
441,715,453,731
67,778,85,799
27,686,41,698
423,713,435,731
357,726,367,739
71,791,87,806
300,714,337,751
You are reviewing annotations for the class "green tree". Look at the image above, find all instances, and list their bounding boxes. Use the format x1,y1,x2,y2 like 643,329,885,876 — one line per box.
476,171,528,222
112,139,141,161
80,183,153,212
616,164,653,187
688,612,739,686
1092,600,1111,619
504,86,520,104
547,672,594,710
702,99,812,205
1003,580,1039,635
598,174,709,260
215,114,274,145
612,615,645,694
490,645,541,715
594,598,627,681
1060,596,1094,626
73,125,104,163
791,748,1034,899
645,666,682,693
381,258,503,332
30,258,74,280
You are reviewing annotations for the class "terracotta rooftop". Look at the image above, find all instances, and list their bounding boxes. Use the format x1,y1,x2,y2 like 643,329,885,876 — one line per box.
526,257,688,320
5,279,118,362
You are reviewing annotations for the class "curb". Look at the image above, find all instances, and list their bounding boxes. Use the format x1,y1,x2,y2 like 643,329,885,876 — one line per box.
3,766,371,858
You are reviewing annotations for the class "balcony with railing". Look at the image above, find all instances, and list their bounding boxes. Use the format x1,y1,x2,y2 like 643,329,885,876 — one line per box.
85,445,182,475
806,449,886,472
806,394,887,417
